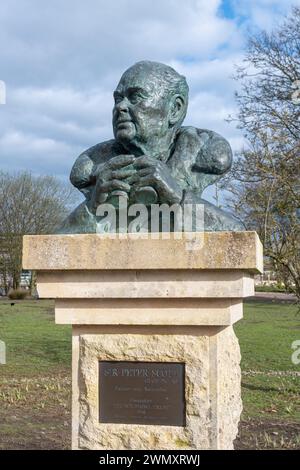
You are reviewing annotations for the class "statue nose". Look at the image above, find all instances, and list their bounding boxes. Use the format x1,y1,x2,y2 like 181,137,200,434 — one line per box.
115,97,129,112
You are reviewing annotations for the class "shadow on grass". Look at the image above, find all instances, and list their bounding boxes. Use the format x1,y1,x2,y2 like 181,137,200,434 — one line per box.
242,381,280,393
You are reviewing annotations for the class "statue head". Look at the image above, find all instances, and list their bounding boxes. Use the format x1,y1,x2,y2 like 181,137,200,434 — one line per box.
112,61,189,156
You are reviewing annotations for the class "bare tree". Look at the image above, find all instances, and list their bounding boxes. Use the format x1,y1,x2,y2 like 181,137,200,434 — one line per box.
226,6,300,300
0,171,79,292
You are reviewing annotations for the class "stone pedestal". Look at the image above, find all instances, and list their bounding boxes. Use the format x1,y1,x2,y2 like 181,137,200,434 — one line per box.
23,232,263,450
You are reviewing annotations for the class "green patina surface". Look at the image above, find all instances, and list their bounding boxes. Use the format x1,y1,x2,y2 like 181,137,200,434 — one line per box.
58,61,243,234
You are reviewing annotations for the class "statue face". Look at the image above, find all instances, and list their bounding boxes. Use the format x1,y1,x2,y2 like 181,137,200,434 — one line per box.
112,67,171,150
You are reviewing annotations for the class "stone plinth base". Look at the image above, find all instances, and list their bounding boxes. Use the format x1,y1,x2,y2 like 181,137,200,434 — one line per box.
22,232,263,450
73,325,242,450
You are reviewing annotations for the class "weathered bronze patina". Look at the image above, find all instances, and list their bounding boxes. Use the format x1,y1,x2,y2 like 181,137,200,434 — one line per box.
59,61,243,233
99,361,185,426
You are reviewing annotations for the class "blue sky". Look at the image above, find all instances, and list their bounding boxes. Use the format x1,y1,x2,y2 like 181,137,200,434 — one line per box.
0,0,298,201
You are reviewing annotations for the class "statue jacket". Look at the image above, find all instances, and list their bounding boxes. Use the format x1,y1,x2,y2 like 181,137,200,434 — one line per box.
59,126,244,233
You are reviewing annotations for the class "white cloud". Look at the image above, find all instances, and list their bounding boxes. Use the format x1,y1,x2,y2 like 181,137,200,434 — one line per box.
0,130,79,177
0,0,240,87
231,0,300,31
0,0,297,204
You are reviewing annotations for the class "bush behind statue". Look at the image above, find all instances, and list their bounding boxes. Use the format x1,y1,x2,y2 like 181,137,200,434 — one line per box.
8,288,28,300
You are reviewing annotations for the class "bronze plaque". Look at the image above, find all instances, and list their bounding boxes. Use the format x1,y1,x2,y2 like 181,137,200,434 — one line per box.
99,361,185,426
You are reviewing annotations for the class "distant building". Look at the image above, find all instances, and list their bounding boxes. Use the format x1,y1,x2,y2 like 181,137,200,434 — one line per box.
255,270,278,286
20,270,32,288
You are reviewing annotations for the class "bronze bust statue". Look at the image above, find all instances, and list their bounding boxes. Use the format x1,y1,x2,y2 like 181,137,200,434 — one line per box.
58,61,243,233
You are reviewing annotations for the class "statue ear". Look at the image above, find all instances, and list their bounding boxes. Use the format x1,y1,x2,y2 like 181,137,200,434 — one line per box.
169,95,185,126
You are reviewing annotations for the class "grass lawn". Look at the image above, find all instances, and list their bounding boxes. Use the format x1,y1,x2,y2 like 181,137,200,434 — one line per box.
0,300,71,377
0,299,71,449
234,299,300,449
0,297,299,449
236,299,300,423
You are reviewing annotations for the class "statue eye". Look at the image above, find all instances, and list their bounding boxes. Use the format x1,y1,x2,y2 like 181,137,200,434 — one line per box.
128,90,146,104
113,92,123,104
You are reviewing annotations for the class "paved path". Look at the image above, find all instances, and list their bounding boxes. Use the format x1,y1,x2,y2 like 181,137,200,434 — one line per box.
249,292,297,302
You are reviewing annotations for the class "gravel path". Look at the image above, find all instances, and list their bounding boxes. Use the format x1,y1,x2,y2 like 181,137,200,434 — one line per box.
250,292,297,302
